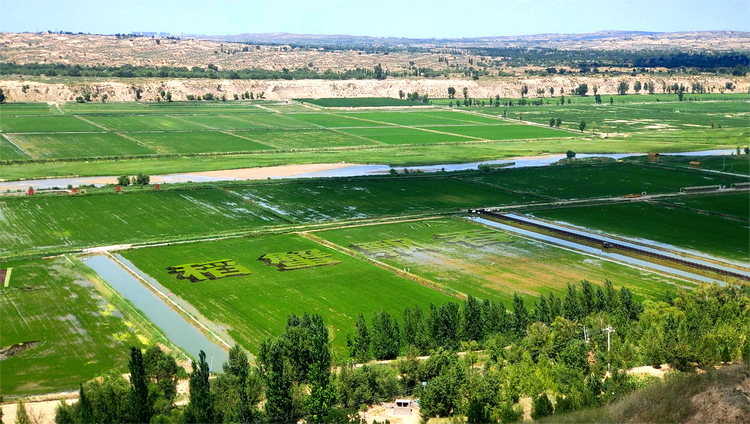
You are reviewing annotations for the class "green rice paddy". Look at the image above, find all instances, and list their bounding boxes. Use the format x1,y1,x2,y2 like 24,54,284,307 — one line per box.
0,189,280,255
121,233,455,354
0,258,147,395
531,200,750,262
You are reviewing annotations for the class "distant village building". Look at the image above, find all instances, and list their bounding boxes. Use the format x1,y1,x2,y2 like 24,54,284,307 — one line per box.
689,161,702,169
648,152,660,163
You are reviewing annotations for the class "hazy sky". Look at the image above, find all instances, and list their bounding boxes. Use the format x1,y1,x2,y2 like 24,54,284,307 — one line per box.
1,0,748,37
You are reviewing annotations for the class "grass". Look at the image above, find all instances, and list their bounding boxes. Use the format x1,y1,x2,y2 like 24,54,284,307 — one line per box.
284,113,390,128
295,97,420,107
85,115,209,131
626,154,750,176
0,102,57,115
0,116,103,133
0,189,280,256
0,134,31,160
121,233,456,354
439,124,572,140
0,257,148,396
470,163,749,199
531,202,750,262
1,133,739,180
658,192,750,219
6,132,156,159
132,131,275,154
233,129,381,149
338,127,473,145
315,218,689,306
230,177,535,223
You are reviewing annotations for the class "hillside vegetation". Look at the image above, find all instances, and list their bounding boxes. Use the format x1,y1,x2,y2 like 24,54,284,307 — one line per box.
542,365,750,423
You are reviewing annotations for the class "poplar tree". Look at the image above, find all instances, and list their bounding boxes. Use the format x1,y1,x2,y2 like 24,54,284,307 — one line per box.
128,346,152,424
185,350,214,423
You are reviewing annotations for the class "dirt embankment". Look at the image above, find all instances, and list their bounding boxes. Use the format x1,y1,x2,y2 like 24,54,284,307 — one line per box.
1,75,747,103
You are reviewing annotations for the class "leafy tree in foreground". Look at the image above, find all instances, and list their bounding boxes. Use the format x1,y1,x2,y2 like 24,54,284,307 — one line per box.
128,346,152,423
531,393,554,419
371,310,400,360
347,313,371,363
185,350,214,423
15,399,30,424
466,395,490,424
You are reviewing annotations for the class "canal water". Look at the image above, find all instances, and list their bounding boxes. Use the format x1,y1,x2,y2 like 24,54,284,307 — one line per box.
85,255,229,369
3,149,737,191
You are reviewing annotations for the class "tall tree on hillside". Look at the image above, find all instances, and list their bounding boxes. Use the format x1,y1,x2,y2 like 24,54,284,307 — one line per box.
512,294,529,336
128,347,152,424
78,383,93,424
371,310,400,360
634,80,642,93
462,294,483,342
185,350,214,423
564,283,583,321
15,400,30,424
521,84,529,97
347,313,371,363
463,87,469,99
398,89,405,99
448,87,456,99
262,341,294,423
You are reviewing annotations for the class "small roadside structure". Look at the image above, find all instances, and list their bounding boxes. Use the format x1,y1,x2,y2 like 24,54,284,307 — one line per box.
394,399,413,415
689,161,702,169
648,152,660,163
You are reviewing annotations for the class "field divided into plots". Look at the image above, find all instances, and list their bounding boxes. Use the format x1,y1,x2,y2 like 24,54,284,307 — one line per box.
0,100,575,160
5,164,745,257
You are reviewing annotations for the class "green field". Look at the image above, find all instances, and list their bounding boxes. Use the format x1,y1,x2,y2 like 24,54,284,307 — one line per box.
132,131,275,154
470,163,749,199
231,177,535,222
7,132,158,159
0,115,102,132
531,201,750,262
339,127,473,144
295,97,420,107
658,192,750,219
627,154,750,176
315,218,689,305
0,134,30,160
121,233,455,353
0,258,147,395
0,189,280,256
1,96,746,178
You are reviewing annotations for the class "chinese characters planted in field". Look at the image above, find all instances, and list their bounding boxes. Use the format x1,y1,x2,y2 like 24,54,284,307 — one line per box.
433,229,514,247
350,238,435,258
259,249,342,271
166,259,251,282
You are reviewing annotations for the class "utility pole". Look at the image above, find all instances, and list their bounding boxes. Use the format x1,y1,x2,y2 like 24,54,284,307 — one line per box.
604,325,616,372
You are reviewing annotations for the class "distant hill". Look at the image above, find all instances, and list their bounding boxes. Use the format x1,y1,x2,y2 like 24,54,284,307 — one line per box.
195,30,750,50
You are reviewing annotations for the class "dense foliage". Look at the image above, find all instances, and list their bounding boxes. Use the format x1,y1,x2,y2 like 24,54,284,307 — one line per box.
54,281,749,423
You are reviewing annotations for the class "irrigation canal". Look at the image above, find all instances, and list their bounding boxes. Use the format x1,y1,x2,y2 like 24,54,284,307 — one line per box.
84,254,230,368
2,149,737,191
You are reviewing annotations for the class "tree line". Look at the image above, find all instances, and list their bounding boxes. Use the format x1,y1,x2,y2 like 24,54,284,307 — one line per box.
41,280,748,424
